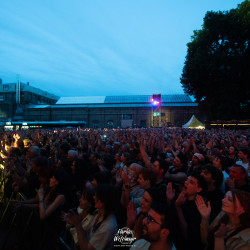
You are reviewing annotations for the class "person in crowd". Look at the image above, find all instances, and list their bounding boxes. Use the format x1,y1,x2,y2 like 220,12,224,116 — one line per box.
9,155,48,198
200,164,224,221
227,145,238,166
165,152,188,191
63,184,119,250
126,187,162,230
213,155,230,192
91,171,111,189
131,201,173,250
67,150,79,164
71,158,89,191
1,126,249,249
120,152,131,170
196,189,250,250
37,169,69,229
63,188,97,248
172,173,207,250
121,163,144,208
207,148,221,164
226,164,250,192
56,157,71,171
25,146,41,173
152,159,169,189
187,153,205,175
59,142,71,159
88,152,100,180
236,147,250,176
137,167,157,190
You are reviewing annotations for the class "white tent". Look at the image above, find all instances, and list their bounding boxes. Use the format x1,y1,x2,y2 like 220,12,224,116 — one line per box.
182,115,205,129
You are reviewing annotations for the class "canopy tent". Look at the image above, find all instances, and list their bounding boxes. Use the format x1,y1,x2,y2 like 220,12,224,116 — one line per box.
182,115,205,129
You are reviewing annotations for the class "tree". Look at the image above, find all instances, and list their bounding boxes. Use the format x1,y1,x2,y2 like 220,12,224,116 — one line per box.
181,0,250,120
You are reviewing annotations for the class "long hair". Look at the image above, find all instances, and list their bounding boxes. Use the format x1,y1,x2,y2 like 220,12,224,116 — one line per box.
92,184,121,231
207,189,250,249
81,188,96,215
95,184,119,218
232,189,250,227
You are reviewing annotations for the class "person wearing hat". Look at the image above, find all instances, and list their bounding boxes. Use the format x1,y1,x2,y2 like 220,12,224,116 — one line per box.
187,153,205,176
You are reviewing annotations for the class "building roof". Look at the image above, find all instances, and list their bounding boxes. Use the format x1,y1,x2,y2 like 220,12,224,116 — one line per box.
56,94,194,105
56,96,106,104
1,82,59,101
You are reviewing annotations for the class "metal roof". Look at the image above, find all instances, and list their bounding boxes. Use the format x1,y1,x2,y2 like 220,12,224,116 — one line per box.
29,105,50,108
1,83,59,101
57,96,106,104
104,95,151,103
56,94,193,105
29,102,197,109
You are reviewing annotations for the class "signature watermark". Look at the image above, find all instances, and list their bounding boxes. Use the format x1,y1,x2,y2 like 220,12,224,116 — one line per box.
114,227,136,247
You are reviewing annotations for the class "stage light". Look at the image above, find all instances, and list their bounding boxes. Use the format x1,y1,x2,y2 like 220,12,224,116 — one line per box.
151,94,161,106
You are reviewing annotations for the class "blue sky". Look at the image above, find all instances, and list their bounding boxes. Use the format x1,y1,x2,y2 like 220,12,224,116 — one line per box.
0,0,243,97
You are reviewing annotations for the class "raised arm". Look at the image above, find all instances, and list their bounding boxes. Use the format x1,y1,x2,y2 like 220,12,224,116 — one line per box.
175,191,188,239
195,195,211,244
137,134,151,168
38,188,65,219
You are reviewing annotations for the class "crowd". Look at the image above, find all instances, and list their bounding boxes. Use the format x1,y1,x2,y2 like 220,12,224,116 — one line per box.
0,127,249,250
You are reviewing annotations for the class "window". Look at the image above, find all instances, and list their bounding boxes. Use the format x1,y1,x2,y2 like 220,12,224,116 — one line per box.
107,121,113,129
123,114,132,120
140,120,146,128
3,85,9,91
92,120,99,129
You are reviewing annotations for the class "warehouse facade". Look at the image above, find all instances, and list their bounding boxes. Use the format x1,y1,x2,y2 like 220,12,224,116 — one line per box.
24,95,199,128
1,79,199,128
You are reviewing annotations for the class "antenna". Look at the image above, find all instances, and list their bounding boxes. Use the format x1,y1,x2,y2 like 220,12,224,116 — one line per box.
16,74,21,104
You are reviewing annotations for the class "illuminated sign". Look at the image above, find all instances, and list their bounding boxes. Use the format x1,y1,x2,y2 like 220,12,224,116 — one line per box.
153,112,161,117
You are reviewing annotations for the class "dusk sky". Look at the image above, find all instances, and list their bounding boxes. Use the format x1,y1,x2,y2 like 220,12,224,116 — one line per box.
0,0,242,97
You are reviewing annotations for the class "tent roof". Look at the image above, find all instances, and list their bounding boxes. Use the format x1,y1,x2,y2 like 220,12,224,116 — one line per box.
182,115,205,128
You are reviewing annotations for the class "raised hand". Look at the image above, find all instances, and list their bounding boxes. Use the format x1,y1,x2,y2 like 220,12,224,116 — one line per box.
127,200,137,227
166,182,175,202
37,187,44,200
63,210,81,227
136,134,142,145
195,195,211,219
121,170,130,185
134,214,144,240
175,191,186,207
214,223,232,239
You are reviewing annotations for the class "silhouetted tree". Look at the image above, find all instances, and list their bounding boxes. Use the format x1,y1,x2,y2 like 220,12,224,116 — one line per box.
181,0,250,120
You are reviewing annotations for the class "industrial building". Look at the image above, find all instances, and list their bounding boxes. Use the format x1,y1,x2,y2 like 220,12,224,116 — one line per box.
0,79,199,129
0,78,59,123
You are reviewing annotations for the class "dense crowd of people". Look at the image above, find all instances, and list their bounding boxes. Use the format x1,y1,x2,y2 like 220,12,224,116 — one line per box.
0,127,250,250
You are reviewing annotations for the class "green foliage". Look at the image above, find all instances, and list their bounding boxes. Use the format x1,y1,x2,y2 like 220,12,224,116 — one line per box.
181,0,250,120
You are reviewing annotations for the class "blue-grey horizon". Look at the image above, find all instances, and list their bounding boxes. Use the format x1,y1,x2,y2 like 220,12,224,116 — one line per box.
0,0,242,97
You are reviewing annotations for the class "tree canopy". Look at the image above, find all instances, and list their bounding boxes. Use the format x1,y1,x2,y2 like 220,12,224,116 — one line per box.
181,0,250,120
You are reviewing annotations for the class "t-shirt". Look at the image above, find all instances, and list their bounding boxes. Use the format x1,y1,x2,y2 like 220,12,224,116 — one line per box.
130,239,150,250
70,213,95,244
182,199,204,250
88,213,118,250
